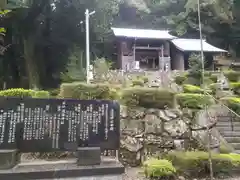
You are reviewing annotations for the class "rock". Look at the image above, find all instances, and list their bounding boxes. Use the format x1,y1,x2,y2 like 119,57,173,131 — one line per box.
165,119,188,137
174,140,185,150
145,135,174,148
158,110,171,121
164,109,178,119
120,106,128,119
121,119,145,136
144,114,162,134
127,108,146,119
178,176,185,180
146,108,157,114
121,136,143,152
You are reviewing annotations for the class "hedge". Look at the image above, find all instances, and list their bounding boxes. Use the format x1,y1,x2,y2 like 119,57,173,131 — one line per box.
176,93,214,109
230,82,240,95
209,73,218,83
174,74,187,85
131,79,144,87
224,71,240,82
165,151,240,177
143,159,176,179
121,87,175,109
0,88,50,98
59,82,116,100
221,97,240,114
183,84,212,94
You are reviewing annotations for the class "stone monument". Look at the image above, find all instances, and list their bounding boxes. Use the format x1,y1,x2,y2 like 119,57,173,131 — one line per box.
0,97,124,179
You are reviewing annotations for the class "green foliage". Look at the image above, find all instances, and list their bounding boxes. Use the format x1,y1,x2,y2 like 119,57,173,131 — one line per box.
230,82,240,95
49,88,60,97
224,71,240,82
165,151,240,177
221,97,240,114
141,76,149,83
59,82,114,100
131,79,144,87
209,74,218,83
143,159,176,179
188,54,204,86
176,93,214,109
183,84,211,94
209,83,221,95
61,46,86,83
174,74,187,85
0,88,49,98
93,58,112,83
121,87,175,109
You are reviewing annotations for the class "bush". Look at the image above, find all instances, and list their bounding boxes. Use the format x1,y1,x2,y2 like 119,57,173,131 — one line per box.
165,151,240,177
221,97,240,114
176,93,214,109
59,82,114,100
209,74,218,83
224,71,240,82
0,88,50,98
174,74,187,85
182,84,205,94
121,87,175,109
141,76,149,83
49,88,60,97
209,83,221,95
183,84,212,94
143,159,176,179
230,82,240,95
131,79,144,87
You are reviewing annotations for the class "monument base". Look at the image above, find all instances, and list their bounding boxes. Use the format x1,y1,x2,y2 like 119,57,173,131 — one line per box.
0,149,20,170
77,147,101,166
0,156,124,180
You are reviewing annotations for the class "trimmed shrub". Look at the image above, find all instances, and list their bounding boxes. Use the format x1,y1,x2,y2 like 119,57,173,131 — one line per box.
209,74,218,83
174,74,187,85
176,93,214,109
0,88,49,98
230,82,240,95
224,71,240,82
209,83,222,95
131,79,144,87
165,151,240,177
183,84,203,94
143,159,176,179
59,82,114,100
49,88,60,97
121,87,175,109
221,97,240,114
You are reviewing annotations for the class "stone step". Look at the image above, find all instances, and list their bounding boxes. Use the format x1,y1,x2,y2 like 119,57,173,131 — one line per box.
229,143,240,150
217,126,240,132
225,137,240,143
219,131,240,137
217,122,240,127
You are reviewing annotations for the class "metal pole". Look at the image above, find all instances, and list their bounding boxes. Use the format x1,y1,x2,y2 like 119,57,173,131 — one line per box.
197,1,213,180
85,9,90,84
197,0,204,84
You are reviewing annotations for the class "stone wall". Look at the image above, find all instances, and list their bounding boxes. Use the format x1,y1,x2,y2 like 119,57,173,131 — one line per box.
119,106,200,166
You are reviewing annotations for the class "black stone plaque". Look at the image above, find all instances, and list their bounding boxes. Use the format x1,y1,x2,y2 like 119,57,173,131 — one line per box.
0,97,120,152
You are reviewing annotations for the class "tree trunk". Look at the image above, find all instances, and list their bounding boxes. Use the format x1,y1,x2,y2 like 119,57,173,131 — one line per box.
23,35,39,89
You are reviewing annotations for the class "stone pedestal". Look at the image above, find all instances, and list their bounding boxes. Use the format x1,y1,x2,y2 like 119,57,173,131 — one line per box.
77,147,101,166
0,149,19,169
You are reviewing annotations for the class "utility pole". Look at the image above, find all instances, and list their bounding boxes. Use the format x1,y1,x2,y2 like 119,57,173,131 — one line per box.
85,9,95,84
197,0,213,180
